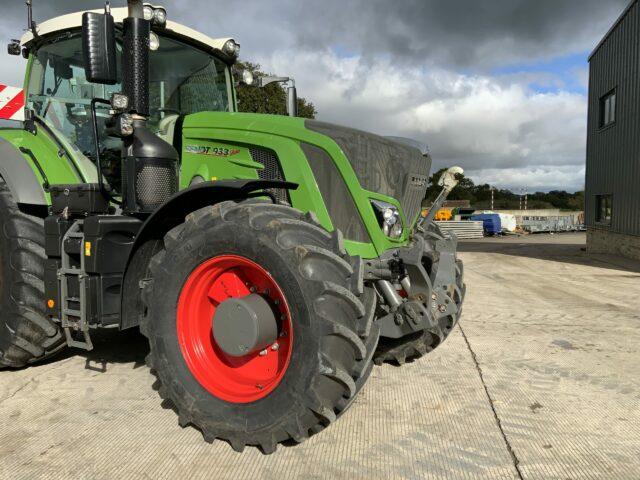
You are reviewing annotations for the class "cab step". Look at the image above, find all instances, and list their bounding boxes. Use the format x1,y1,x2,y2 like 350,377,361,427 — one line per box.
58,220,93,351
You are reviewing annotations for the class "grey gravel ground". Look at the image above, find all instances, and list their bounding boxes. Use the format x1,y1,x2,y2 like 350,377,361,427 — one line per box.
1,232,638,479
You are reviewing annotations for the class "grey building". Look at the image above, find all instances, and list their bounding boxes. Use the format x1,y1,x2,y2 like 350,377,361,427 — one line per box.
586,0,640,260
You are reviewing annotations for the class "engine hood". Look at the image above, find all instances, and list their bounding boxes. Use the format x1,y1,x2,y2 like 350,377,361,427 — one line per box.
304,120,431,224
183,112,431,234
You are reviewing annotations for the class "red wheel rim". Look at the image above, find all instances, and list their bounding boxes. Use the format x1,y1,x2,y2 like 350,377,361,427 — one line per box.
177,255,293,403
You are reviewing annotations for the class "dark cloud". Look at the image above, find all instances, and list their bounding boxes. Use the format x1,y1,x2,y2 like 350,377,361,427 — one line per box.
0,0,629,191
280,0,628,69
2,0,627,69
4,0,113,24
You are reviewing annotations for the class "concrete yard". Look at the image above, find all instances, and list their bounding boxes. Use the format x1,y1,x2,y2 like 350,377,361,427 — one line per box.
1,232,638,479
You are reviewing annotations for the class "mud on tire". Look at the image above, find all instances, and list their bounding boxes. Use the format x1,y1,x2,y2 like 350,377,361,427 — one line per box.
141,200,378,453
0,179,66,368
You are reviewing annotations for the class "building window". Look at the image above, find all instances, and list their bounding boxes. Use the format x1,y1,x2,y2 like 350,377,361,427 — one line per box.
595,194,612,224
599,90,616,128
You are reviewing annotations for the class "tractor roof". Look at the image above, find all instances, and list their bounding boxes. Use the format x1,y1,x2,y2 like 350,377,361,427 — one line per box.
20,6,234,57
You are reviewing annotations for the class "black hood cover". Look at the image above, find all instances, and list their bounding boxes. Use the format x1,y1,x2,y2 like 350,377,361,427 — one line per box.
306,120,431,223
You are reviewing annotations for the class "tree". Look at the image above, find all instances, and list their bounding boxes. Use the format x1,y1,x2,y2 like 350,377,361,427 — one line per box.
424,167,583,211
235,62,317,119
567,191,585,211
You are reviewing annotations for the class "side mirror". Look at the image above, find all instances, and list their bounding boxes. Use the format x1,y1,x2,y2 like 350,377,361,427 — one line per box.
82,11,117,85
258,76,290,88
287,84,298,117
7,39,21,56
234,70,299,117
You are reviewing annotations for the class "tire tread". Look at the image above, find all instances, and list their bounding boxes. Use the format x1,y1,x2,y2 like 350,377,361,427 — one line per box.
140,200,379,453
0,179,66,368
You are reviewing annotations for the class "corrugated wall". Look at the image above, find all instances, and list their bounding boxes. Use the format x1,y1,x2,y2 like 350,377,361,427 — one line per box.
586,0,640,236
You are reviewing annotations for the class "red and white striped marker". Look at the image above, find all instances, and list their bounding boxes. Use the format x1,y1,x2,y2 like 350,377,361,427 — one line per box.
0,84,25,122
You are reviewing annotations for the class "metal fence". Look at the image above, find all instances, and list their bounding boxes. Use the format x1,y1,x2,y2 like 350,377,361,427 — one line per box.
520,216,584,233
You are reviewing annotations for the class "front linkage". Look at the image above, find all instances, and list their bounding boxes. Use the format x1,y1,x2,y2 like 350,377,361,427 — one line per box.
372,224,465,364
368,167,467,364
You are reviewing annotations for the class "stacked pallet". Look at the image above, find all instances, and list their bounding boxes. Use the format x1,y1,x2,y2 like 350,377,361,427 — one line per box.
435,221,484,239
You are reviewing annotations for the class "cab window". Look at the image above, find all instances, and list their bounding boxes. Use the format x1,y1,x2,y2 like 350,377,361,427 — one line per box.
26,33,233,190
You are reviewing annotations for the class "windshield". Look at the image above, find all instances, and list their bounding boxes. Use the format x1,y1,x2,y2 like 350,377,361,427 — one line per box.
26,32,233,188
148,35,232,118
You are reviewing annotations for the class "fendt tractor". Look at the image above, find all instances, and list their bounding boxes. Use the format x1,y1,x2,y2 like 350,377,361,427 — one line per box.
0,1,465,453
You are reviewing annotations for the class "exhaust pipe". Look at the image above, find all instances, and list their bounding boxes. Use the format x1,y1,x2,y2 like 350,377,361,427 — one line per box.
127,0,144,17
120,0,179,213
122,0,149,118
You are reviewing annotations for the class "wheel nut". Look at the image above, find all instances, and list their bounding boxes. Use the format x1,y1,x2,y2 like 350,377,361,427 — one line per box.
438,304,447,313
271,343,279,351
259,349,268,356
431,293,437,300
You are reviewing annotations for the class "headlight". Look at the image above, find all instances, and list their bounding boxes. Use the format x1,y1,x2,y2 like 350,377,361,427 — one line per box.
371,200,403,239
119,114,134,136
143,5,167,27
143,5,155,21
242,69,255,86
222,39,241,58
149,32,160,51
153,8,167,26
110,92,129,111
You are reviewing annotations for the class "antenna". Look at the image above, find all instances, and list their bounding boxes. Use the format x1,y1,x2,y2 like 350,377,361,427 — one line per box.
26,1,32,30
25,1,39,39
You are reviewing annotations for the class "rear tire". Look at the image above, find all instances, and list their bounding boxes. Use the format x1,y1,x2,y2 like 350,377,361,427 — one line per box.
0,179,66,368
141,200,378,453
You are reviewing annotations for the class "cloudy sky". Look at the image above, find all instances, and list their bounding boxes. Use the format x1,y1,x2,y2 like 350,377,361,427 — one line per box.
0,0,630,192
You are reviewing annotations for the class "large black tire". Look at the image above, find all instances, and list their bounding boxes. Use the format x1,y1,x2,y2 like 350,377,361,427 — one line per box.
0,179,66,368
141,200,378,453
374,224,465,366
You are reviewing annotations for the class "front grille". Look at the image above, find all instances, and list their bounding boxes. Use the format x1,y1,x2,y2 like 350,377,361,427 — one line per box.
249,147,289,204
302,143,370,242
402,173,429,225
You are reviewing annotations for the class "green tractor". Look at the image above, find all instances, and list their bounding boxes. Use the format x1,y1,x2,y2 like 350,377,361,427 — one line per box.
0,1,465,453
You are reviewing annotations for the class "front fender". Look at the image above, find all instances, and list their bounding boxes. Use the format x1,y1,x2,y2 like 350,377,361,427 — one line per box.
0,136,47,205
120,179,298,329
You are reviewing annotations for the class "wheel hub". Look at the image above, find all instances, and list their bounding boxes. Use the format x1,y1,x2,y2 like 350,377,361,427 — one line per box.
176,255,293,403
213,293,278,357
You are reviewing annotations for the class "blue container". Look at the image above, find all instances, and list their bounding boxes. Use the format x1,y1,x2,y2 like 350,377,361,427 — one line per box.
470,214,502,235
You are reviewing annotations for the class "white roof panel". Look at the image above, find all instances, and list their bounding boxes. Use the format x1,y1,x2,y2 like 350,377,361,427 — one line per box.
20,6,233,55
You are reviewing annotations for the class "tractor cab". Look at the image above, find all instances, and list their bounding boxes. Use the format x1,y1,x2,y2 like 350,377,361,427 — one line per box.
20,5,238,188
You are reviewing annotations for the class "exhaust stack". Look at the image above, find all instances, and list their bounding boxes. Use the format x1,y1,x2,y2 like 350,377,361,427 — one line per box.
122,0,149,118
120,0,178,214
